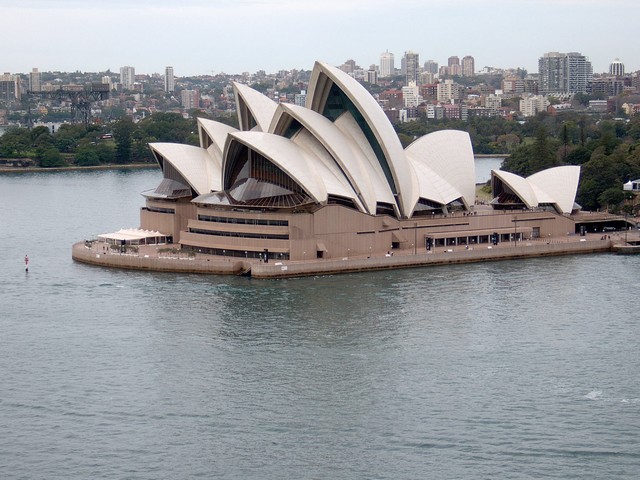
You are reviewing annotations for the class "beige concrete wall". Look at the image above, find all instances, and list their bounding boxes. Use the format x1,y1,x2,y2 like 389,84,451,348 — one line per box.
141,201,583,262
72,238,612,278
140,199,196,241
252,238,612,278
72,242,243,274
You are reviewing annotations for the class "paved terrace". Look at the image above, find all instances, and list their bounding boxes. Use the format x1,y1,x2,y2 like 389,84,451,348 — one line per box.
72,230,639,279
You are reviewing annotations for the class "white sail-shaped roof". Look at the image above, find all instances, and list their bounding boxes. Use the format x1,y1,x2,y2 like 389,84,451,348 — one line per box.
146,60,486,218
223,131,327,204
307,61,418,217
149,143,221,194
528,166,580,214
290,129,363,210
197,118,238,171
405,130,476,211
410,160,458,206
491,169,537,208
333,111,398,211
270,103,377,214
233,82,278,132
491,166,581,214
198,118,238,152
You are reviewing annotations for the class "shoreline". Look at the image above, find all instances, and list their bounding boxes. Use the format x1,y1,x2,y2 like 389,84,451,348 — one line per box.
72,234,622,279
0,163,158,174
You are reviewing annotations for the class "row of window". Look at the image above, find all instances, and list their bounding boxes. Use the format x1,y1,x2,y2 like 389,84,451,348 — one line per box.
189,228,289,240
145,206,176,214
197,215,289,227
184,246,290,261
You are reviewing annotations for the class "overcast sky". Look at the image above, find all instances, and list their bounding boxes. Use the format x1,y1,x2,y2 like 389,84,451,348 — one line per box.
2,0,637,76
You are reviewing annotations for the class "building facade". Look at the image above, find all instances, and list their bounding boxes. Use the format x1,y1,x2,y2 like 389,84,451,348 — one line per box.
520,94,549,117
181,89,200,109
609,59,625,77
461,56,475,77
379,51,394,78
29,68,41,93
0,73,20,104
120,66,135,90
403,51,420,86
165,66,175,93
538,52,592,94
423,60,438,75
402,83,420,107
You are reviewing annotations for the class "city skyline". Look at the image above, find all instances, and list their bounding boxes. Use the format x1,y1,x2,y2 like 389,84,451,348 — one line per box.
2,0,638,76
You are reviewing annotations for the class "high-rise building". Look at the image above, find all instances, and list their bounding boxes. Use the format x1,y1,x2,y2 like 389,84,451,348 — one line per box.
437,79,461,102
461,56,475,77
165,66,175,93
402,82,420,107
520,94,549,117
403,51,419,86
0,73,20,103
538,52,592,94
181,89,200,109
366,69,378,85
339,59,357,74
423,60,438,75
120,66,135,90
29,68,41,92
609,58,625,77
565,52,592,94
448,56,460,68
379,51,394,78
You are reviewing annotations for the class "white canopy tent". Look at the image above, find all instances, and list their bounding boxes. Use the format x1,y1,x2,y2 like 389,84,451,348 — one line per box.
98,228,169,245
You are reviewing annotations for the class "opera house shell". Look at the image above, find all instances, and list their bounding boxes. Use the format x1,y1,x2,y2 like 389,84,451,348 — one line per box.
490,166,581,215
138,60,581,262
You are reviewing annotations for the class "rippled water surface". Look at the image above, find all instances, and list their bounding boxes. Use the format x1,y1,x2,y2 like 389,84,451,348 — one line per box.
1,169,639,479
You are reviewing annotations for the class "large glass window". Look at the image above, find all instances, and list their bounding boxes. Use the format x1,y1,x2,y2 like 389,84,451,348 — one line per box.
322,83,397,194
188,227,289,240
197,215,288,226
224,145,311,208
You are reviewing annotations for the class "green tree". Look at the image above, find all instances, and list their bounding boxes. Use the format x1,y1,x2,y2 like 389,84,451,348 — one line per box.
38,147,66,167
598,187,625,213
0,127,31,157
74,146,101,166
566,146,591,165
112,117,136,163
531,125,558,171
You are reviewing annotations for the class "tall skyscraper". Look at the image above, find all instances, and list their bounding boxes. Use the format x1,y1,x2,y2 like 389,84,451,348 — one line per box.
461,56,475,77
538,52,592,94
380,51,394,78
165,66,175,93
29,68,41,92
0,73,20,103
423,60,438,75
403,51,419,86
609,59,625,77
120,66,135,90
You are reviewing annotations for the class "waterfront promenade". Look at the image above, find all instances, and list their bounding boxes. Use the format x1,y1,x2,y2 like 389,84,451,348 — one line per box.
72,231,632,278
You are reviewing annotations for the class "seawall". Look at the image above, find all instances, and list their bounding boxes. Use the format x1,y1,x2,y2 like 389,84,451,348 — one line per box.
73,238,612,279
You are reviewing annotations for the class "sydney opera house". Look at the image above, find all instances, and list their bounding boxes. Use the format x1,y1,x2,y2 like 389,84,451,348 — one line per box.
89,61,592,271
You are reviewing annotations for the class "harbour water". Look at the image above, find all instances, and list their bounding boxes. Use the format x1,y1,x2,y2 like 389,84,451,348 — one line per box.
1,168,639,479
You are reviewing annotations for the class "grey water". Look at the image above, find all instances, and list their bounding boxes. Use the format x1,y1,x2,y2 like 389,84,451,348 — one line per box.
1,168,639,479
